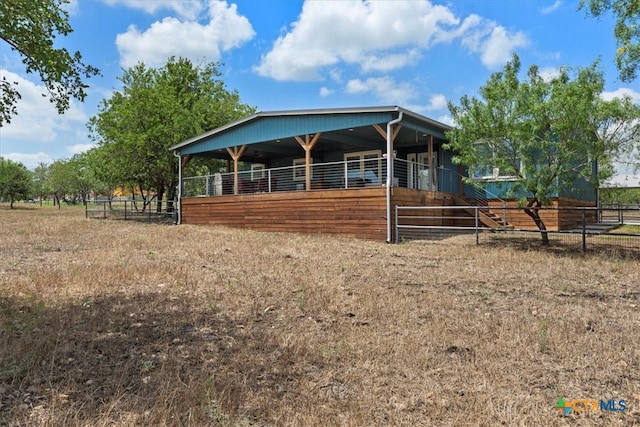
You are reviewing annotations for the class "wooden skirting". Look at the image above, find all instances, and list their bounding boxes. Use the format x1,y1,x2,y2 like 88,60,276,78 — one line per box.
182,188,388,240
488,198,597,231
390,187,466,229
181,189,598,240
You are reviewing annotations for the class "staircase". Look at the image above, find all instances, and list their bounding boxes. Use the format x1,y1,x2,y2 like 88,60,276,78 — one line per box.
451,193,513,230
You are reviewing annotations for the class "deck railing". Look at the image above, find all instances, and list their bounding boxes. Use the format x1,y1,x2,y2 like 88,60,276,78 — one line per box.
182,158,464,197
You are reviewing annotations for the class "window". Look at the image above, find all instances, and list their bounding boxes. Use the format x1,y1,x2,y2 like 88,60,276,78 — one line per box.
471,143,521,180
293,158,312,181
344,150,382,185
251,163,265,180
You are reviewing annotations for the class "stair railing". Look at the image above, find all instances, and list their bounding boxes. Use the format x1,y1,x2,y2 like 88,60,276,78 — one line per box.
444,166,509,227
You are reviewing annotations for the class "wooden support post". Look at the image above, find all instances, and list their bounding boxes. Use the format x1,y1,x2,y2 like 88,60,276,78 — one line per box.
294,133,321,190
427,134,434,192
181,154,193,170
373,123,401,142
226,145,248,195
373,123,401,185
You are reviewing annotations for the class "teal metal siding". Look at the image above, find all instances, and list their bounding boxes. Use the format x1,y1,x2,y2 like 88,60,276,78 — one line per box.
180,112,396,155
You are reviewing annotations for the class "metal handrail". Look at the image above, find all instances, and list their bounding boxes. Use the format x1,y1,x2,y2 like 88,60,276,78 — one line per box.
447,166,509,226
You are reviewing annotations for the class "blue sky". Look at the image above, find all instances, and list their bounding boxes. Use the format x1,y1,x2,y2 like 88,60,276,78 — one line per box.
0,0,638,179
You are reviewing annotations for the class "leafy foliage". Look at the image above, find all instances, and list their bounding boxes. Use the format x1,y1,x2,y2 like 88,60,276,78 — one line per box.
0,157,32,208
600,187,640,205
446,54,640,243
0,0,100,125
580,0,640,82
88,57,255,211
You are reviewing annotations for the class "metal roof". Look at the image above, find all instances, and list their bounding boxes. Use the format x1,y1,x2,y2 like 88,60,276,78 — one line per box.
169,106,452,157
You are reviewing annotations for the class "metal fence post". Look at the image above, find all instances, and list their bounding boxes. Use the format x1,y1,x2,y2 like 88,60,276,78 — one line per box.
475,206,479,245
581,208,587,253
395,205,399,243
103,202,106,219
502,202,507,227
124,201,127,221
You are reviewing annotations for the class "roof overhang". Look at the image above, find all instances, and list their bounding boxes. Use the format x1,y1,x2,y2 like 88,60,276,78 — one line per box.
170,106,452,161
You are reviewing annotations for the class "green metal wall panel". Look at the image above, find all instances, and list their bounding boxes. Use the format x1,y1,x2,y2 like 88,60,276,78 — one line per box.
180,112,397,155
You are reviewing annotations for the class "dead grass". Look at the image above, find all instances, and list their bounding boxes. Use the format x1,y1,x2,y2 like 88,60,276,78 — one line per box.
1,204,639,426
612,224,640,234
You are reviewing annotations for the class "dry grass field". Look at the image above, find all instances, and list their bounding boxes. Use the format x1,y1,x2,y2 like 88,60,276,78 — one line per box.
1,205,639,426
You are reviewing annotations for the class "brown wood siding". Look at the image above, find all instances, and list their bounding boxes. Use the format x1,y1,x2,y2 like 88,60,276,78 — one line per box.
488,198,597,231
182,188,388,240
390,188,464,230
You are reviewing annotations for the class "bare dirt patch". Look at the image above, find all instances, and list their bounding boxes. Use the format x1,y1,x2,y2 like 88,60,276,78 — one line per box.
1,205,639,426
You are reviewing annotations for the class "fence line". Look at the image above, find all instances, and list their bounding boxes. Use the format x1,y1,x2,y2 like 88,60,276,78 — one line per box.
396,205,640,257
86,199,177,224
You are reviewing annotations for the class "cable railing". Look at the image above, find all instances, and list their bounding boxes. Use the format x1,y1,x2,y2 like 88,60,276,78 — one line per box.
182,157,508,227
183,158,473,197
183,158,391,197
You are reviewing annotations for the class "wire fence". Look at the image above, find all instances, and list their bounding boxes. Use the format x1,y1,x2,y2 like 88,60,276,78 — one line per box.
396,205,640,258
86,199,177,224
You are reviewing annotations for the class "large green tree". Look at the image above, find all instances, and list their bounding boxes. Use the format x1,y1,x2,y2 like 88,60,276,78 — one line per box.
580,0,640,82
89,57,255,212
0,157,32,208
32,162,51,205
47,158,74,208
446,54,640,244
0,0,100,125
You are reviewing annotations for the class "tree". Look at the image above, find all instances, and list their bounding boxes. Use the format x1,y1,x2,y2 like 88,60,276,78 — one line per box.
0,0,100,125
88,57,255,212
446,54,640,244
0,157,32,208
32,162,51,205
47,158,74,208
600,187,640,205
66,152,99,205
580,0,640,82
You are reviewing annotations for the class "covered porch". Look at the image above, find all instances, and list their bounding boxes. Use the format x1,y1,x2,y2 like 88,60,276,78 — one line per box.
171,106,458,241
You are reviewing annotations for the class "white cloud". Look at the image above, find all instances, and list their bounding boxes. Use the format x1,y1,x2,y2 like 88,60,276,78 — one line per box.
425,94,448,111
601,88,640,103
538,66,561,82
103,0,204,20
345,77,416,105
404,95,449,119
255,0,460,81
0,70,88,143
3,152,54,170
481,27,528,68
67,144,96,155
436,114,454,126
319,87,334,98
328,69,343,83
462,25,528,68
116,1,255,68
541,1,563,15
255,1,529,81
63,0,80,15
359,49,422,73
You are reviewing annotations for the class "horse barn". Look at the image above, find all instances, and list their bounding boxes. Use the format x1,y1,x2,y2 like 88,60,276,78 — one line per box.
169,106,598,242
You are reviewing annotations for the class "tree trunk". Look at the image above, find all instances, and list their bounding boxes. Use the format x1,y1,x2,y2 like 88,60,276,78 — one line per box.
523,198,549,245
166,184,176,213
156,185,165,213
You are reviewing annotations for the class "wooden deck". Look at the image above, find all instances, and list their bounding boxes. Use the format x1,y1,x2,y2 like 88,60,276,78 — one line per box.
181,188,389,240
181,188,598,241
